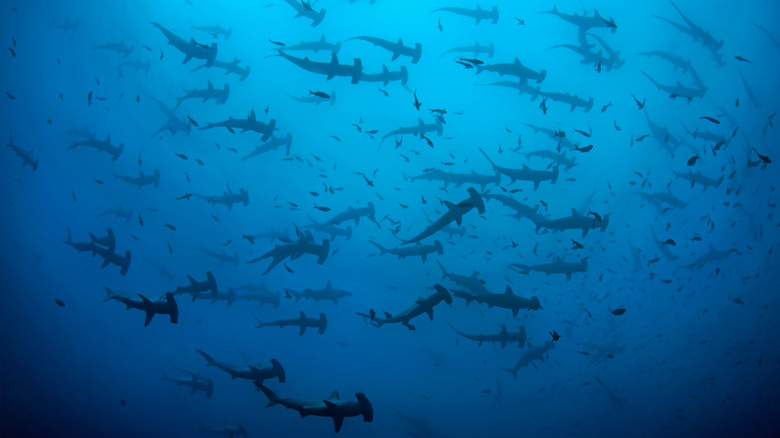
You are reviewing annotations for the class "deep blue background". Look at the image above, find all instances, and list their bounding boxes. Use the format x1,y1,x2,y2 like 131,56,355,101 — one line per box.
1,1,779,437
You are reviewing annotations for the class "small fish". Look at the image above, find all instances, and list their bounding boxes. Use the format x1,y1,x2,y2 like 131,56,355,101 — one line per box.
165,223,176,231
438,18,442,31
734,55,751,63
176,193,192,200
120,398,126,406
574,129,591,138
687,155,699,166
195,158,204,166
571,239,584,250
222,239,232,246
175,152,188,160
314,205,330,212
269,39,285,46
575,144,593,153
242,234,255,244
138,213,144,226
732,298,745,304
94,178,104,185
632,94,645,110
515,17,525,25
136,94,140,103
283,263,294,273
752,148,771,163
661,238,676,246
87,91,93,105
610,307,627,316
635,134,649,142
550,331,561,341
142,45,152,51
700,116,720,124
601,102,612,113
413,89,421,111
187,116,199,127
167,243,173,254
8,47,15,56
308,90,330,99
55,299,65,307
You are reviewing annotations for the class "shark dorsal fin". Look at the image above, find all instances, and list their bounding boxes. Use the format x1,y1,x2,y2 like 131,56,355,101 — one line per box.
397,38,403,46
328,390,340,400
571,209,580,216
504,285,514,295
326,280,333,289
382,65,389,74
138,294,152,304
207,81,213,89
330,52,338,64
299,311,306,319
248,109,256,122
443,201,456,210
319,34,325,41
556,256,563,262
501,324,507,334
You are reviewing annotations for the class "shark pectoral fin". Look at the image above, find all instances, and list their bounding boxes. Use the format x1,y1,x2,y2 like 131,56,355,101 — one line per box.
455,216,462,226
144,311,154,327
183,54,193,64
332,415,344,433
299,325,306,335
533,180,540,190
421,254,427,263
566,273,572,281
425,307,434,320
101,258,111,268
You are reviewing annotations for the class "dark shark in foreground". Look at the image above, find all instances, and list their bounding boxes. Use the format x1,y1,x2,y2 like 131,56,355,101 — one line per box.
152,22,217,66
259,385,373,433
255,312,327,335
93,40,133,57
196,349,285,385
356,284,452,329
171,271,219,301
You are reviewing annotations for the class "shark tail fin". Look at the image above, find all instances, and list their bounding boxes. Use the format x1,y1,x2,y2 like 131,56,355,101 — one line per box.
467,187,486,214
351,58,362,84
316,239,330,264
259,384,280,407
551,166,560,185
112,144,124,162
436,260,448,280
412,43,422,64
369,240,388,254
499,367,518,381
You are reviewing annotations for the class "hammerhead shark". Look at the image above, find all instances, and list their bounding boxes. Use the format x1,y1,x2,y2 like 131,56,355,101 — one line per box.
476,58,546,83
349,36,422,64
258,385,373,433
171,271,219,301
108,293,179,327
436,261,491,295
231,284,281,308
442,41,495,58
432,5,499,24
370,240,443,263
68,134,124,161
246,230,329,274
642,72,705,101
243,133,293,160
151,22,217,66
255,312,327,335
381,118,443,143
113,169,160,189
356,284,452,329
193,186,250,211
325,202,376,226
198,422,246,438
409,168,500,190
452,285,542,316
543,5,617,32
274,51,362,84
500,341,556,380
191,57,251,81
150,97,191,138
302,218,352,240
653,1,724,65
511,257,588,281
162,369,213,397
536,209,609,236
200,109,277,141
400,187,484,245
7,134,38,171
191,23,232,39
483,193,548,227
359,65,409,86
281,34,341,53
285,281,352,304
480,147,558,190
174,81,230,109
537,90,594,112
283,0,326,27
196,248,239,267
196,349,285,385
93,40,133,57
447,323,527,348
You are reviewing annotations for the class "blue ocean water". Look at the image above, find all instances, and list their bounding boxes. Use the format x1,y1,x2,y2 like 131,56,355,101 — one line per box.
1,0,779,436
